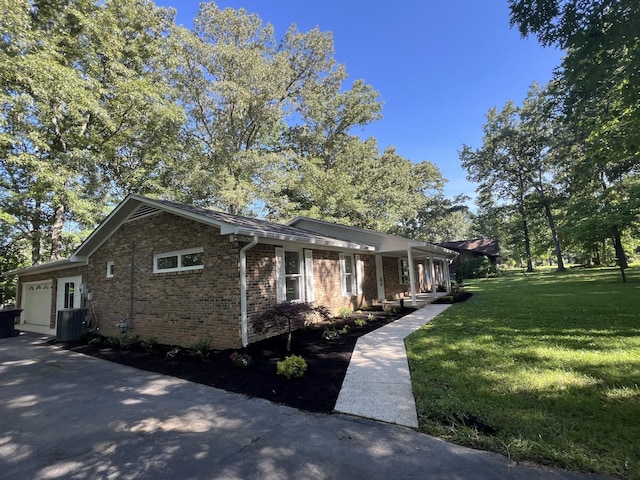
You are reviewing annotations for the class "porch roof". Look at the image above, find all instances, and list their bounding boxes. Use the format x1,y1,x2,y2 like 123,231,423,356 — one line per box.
288,217,458,260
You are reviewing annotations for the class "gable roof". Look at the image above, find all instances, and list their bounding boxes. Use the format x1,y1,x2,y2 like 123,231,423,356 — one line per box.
438,238,500,257
70,195,374,261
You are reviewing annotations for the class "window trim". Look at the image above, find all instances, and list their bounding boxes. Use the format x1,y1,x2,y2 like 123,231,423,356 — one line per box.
398,258,411,285
106,261,114,278
276,247,305,303
153,247,204,273
340,252,356,296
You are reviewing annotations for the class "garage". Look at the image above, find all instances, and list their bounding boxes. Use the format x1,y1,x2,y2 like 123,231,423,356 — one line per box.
19,280,54,334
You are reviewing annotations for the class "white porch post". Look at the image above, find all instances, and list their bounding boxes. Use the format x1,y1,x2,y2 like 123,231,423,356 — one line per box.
444,259,452,292
375,254,385,301
429,254,436,298
407,249,417,306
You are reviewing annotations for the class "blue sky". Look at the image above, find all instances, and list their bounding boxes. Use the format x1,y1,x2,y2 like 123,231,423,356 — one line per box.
154,0,563,202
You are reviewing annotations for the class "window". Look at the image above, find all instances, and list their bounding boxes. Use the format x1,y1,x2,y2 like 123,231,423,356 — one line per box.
340,253,356,296
154,248,204,273
276,248,309,303
285,251,302,302
399,258,411,284
106,261,114,278
63,282,75,309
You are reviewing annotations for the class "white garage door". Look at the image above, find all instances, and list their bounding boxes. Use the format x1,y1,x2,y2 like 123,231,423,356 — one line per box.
21,280,53,326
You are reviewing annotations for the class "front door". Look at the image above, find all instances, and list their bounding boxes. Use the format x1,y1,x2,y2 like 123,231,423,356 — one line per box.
56,276,83,312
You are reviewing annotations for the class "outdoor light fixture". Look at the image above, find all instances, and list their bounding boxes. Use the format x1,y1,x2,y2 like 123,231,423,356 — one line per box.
116,318,128,334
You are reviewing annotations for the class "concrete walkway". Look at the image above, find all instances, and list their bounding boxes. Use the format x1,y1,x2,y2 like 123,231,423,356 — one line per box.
335,303,452,427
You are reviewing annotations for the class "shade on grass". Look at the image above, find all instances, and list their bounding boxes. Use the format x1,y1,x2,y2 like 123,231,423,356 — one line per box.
406,267,640,479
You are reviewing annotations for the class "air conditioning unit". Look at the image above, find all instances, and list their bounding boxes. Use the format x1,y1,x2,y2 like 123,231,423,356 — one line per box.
56,308,88,341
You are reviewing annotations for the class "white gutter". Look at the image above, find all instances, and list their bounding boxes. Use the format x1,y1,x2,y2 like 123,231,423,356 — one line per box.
240,235,259,347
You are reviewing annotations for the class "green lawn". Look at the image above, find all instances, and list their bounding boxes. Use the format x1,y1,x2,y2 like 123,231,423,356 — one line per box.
406,267,640,479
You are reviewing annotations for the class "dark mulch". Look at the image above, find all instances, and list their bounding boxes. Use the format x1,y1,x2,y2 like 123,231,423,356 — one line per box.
54,307,415,413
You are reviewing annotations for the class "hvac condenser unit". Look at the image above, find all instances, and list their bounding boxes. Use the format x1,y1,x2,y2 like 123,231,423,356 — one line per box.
56,308,88,341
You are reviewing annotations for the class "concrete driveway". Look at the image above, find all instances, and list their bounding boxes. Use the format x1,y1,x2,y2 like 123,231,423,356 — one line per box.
0,334,611,480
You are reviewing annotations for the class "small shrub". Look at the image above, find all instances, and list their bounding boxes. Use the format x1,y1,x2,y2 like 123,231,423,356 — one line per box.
190,336,213,360
354,318,368,327
230,351,253,368
118,334,141,350
356,310,363,314
383,304,397,316
339,307,352,319
166,346,181,359
276,355,307,379
322,323,349,341
367,313,375,322
141,337,158,353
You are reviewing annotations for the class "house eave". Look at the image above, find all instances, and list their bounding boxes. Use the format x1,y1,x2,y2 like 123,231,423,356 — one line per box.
4,258,88,277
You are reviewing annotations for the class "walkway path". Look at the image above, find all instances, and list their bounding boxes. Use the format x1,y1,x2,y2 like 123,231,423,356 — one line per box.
334,303,452,427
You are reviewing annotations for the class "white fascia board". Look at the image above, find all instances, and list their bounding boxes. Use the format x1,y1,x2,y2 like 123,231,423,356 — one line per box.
235,228,374,251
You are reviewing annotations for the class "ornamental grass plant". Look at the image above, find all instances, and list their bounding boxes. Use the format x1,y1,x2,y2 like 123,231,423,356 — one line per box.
406,267,640,479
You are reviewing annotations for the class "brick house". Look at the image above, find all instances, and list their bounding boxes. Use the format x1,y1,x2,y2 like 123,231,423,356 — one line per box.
11,195,457,349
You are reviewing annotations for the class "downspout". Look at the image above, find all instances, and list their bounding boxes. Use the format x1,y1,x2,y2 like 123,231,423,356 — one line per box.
240,235,259,347
130,241,135,324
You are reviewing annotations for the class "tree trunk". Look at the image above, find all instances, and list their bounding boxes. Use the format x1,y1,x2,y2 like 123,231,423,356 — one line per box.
612,231,628,283
522,217,534,272
31,200,42,265
50,204,65,261
542,202,565,271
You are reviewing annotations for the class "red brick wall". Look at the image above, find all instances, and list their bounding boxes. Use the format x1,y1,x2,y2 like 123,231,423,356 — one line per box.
381,256,423,299
87,212,243,349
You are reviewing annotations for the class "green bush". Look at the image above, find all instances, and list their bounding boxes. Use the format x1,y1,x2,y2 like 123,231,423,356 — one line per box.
141,337,158,353
276,355,307,379
190,336,213,360
117,334,141,350
456,256,495,280
354,318,368,327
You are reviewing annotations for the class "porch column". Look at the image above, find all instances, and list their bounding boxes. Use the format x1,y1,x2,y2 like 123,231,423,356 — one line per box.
407,249,417,306
444,259,452,292
375,254,385,301
429,254,436,298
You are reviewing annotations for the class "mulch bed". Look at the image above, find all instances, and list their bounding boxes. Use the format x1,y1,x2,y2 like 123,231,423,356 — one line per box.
54,307,415,413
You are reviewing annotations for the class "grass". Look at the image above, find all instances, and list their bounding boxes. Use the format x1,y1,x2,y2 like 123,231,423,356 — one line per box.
406,266,640,479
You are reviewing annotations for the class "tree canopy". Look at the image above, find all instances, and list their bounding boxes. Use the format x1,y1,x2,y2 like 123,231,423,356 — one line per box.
0,0,470,301
466,0,640,274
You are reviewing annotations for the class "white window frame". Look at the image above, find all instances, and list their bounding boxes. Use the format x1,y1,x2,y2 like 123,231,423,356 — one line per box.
153,247,204,273
340,252,356,296
275,247,305,303
399,258,411,285
106,261,114,278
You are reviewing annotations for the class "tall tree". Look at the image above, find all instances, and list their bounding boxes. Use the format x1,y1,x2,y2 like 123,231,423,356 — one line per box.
460,102,537,271
509,0,640,278
174,3,379,216
518,83,566,270
0,0,183,264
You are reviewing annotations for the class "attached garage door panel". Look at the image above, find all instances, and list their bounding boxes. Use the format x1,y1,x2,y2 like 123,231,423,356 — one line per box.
22,281,53,326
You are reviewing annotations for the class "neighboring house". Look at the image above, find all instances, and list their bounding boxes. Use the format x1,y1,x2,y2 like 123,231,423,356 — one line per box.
438,238,500,275
9,195,457,349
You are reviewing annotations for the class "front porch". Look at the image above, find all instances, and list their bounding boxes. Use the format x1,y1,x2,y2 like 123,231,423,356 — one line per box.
376,291,452,310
